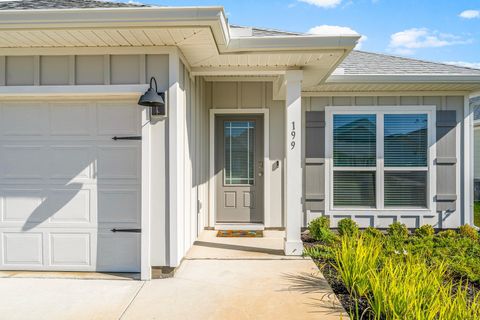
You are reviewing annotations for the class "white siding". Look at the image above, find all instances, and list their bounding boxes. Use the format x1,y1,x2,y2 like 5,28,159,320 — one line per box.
0,54,168,86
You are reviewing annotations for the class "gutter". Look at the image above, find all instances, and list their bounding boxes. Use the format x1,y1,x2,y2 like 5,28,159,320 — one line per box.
0,6,359,53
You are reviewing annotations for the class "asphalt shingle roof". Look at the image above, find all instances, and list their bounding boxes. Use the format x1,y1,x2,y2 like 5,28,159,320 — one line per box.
0,0,147,10
338,50,480,75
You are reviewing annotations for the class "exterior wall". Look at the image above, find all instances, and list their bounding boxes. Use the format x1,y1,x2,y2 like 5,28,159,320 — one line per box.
167,61,210,263
303,95,465,229
204,81,285,227
0,54,168,86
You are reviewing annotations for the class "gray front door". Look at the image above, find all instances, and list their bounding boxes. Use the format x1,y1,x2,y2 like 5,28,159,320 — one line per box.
215,115,264,223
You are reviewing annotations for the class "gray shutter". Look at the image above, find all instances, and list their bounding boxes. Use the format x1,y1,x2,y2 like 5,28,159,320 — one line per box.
305,111,325,211
436,110,457,211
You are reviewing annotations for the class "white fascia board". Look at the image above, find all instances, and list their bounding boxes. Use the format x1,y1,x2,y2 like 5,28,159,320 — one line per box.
227,35,359,52
328,74,480,83
0,6,358,54
0,7,226,28
0,84,148,96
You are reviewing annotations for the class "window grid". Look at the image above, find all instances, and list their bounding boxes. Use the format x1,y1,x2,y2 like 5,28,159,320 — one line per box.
223,121,255,186
330,110,430,210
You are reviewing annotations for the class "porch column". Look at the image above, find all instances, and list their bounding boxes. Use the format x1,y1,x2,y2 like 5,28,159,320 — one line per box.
284,70,303,256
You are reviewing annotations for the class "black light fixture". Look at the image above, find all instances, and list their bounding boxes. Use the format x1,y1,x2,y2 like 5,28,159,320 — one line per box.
138,77,166,117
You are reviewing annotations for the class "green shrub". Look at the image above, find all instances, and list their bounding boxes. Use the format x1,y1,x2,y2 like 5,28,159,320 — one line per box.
415,224,435,238
364,227,384,239
308,216,337,244
303,244,335,260
459,224,479,241
337,218,359,237
438,229,458,238
387,222,409,239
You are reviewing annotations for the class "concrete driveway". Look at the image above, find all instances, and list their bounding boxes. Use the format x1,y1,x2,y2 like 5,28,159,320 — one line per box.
0,231,346,320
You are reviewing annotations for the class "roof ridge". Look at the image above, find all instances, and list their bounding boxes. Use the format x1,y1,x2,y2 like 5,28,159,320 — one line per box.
353,50,480,72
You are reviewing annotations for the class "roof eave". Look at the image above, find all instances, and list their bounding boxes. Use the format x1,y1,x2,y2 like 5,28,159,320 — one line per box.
0,6,359,53
328,74,480,83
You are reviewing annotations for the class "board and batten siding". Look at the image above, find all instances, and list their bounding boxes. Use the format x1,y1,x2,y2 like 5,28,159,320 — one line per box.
204,81,285,227
303,95,464,229
0,54,168,87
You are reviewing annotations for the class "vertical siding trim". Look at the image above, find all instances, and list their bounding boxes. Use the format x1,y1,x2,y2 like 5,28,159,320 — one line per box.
0,56,5,86
237,82,242,109
33,56,40,86
139,54,146,84
464,95,474,225
68,55,75,85
103,55,110,85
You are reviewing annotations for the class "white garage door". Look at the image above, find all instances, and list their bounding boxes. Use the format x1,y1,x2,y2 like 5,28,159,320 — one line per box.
0,100,141,272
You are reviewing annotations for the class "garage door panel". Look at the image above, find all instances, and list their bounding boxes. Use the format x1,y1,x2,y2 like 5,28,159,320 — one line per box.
1,103,48,136
49,145,93,180
96,232,140,272
97,103,140,136
49,103,92,136
2,189,44,223
2,146,46,179
49,233,91,267
0,100,141,272
97,145,140,179
3,232,43,265
98,189,140,224
47,189,91,223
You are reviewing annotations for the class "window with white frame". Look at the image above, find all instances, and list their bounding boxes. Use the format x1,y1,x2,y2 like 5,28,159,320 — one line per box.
329,108,431,210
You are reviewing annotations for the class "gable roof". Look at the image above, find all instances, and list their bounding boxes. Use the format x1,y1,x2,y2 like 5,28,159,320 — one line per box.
230,25,302,37
337,50,480,75
0,0,147,10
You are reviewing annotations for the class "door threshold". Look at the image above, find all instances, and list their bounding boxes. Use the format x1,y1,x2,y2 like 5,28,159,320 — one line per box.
214,223,265,231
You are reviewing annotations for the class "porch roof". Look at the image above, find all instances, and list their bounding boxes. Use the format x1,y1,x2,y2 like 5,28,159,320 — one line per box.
0,2,359,88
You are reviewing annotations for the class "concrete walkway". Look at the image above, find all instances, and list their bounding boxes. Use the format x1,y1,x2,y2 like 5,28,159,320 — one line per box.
0,231,346,320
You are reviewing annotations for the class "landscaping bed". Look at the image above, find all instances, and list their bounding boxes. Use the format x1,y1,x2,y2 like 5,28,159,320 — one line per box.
303,218,480,319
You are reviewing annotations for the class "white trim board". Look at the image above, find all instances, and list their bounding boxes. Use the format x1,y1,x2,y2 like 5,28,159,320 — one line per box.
209,108,270,228
324,105,437,220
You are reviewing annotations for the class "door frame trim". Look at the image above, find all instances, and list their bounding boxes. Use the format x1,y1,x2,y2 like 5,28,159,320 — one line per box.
209,108,270,228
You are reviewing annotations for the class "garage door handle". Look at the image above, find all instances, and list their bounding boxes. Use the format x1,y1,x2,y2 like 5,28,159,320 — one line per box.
111,228,141,233
112,136,142,141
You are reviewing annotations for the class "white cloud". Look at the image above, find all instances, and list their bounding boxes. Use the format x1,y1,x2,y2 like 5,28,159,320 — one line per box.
388,28,471,55
443,61,480,69
298,0,342,8
307,25,367,49
459,10,480,19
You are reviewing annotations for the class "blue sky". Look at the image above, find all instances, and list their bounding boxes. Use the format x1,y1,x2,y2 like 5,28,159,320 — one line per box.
127,0,480,69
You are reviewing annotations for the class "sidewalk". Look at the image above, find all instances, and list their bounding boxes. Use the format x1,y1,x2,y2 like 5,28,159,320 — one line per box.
0,231,347,320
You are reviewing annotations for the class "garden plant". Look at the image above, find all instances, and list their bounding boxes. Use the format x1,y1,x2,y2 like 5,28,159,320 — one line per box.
304,217,480,319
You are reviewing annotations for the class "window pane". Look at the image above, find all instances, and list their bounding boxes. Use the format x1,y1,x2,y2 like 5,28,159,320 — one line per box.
384,114,428,167
333,114,376,167
384,171,427,207
334,171,376,207
224,121,255,185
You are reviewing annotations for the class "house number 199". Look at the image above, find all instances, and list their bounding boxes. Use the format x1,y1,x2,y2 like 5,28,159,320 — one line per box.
290,121,296,150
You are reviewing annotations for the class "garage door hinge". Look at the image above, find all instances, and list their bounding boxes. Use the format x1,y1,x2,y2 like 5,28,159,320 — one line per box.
112,136,142,141
111,228,141,233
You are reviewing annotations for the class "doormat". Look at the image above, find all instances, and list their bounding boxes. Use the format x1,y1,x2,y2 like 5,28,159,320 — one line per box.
216,230,263,238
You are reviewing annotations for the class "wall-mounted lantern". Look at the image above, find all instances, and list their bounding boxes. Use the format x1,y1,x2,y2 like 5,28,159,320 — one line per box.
138,77,167,118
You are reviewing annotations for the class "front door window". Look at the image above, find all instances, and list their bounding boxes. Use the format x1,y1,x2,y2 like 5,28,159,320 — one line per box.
224,121,255,186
